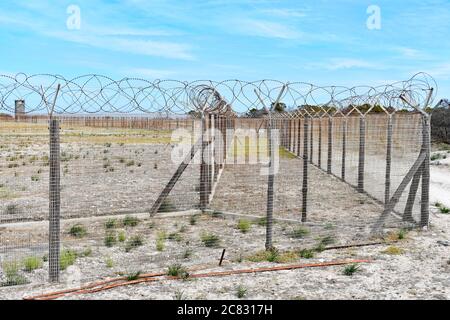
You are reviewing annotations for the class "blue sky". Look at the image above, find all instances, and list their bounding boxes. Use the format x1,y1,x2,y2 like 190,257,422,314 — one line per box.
0,0,449,99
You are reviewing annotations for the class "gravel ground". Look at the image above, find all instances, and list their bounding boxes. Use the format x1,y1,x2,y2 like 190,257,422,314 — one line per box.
0,123,447,300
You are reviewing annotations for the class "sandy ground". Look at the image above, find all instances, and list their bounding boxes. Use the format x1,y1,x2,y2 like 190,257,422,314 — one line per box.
430,149,450,208
0,123,448,300
0,210,448,300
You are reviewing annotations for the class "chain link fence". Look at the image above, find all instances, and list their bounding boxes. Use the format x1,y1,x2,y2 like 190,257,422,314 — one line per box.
0,73,437,288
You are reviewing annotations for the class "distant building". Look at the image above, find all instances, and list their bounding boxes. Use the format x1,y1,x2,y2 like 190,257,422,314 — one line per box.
15,100,25,119
435,99,450,109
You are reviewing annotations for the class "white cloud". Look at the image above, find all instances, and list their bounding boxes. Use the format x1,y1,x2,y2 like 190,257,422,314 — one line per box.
0,9,193,60
261,8,307,18
323,59,381,71
232,19,301,39
394,47,428,59
42,30,194,60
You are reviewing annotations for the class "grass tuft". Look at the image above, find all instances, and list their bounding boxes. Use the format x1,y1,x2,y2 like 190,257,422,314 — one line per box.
104,231,117,247
23,257,43,272
343,263,360,276
105,218,117,229
123,215,140,227
382,246,404,255
200,232,220,248
125,235,144,252
291,226,310,238
236,285,248,299
69,224,87,238
299,249,315,259
60,249,77,270
237,219,251,233
167,263,189,279
126,271,141,281
1,261,28,287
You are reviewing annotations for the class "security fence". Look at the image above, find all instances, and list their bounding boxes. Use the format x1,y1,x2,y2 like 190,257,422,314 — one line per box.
0,73,437,287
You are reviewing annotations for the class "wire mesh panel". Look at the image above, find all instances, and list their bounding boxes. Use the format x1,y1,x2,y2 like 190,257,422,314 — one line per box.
0,119,50,286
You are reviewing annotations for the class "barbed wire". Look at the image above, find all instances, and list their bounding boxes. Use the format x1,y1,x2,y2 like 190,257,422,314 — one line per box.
0,72,437,116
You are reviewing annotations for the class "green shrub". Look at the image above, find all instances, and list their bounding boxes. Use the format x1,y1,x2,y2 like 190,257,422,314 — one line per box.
105,218,117,229
105,257,114,268
60,249,77,270
299,249,314,259
343,264,360,276
236,285,247,299
104,231,117,247
291,226,310,238
1,261,28,286
168,232,183,242
318,235,335,246
237,219,251,233
167,263,189,279
126,271,141,281
23,256,43,272
200,232,220,247
189,215,198,225
440,206,450,214
118,231,126,242
125,235,144,252
69,224,87,238
156,238,165,251
123,215,139,227
397,229,408,240
156,231,166,251
382,246,404,255
256,217,267,226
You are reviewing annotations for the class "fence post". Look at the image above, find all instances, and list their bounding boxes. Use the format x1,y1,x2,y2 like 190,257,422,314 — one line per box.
420,115,431,227
309,118,313,163
341,117,347,181
318,118,322,168
265,118,275,250
302,117,309,222
200,114,208,210
358,116,366,193
296,118,301,156
385,115,393,205
327,117,332,174
49,118,61,283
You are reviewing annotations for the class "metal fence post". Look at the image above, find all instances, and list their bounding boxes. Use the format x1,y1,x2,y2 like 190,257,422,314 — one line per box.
341,117,347,181
358,116,366,193
200,114,208,210
318,118,322,168
49,118,61,283
296,118,301,156
302,117,309,222
327,117,332,174
309,118,313,164
265,118,275,250
385,115,393,205
420,115,431,227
